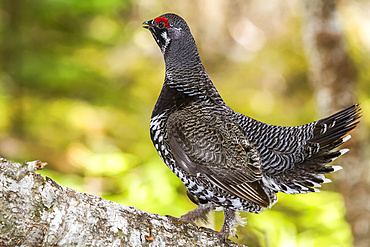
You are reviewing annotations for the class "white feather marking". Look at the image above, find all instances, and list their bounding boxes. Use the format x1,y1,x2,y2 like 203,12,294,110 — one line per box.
192,184,204,194
262,176,279,191
187,180,195,188
331,149,349,162
230,198,243,209
342,135,352,143
205,190,214,198
218,197,226,203
284,186,299,194
340,148,350,155
160,32,171,54
294,183,309,191
331,156,339,162
153,130,160,141
332,165,343,172
172,26,182,31
150,113,166,130
311,182,322,188
329,120,336,127
323,178,332,183
322,123,327,133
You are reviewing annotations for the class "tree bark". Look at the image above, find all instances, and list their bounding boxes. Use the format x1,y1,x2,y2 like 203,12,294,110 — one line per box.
0,157,244,247
302,1,370,247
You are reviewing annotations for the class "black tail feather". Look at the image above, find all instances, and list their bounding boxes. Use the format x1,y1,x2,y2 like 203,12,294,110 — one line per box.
309,103,361,149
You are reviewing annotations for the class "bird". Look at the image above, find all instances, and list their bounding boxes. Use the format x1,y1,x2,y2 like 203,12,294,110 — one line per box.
142,13,362,240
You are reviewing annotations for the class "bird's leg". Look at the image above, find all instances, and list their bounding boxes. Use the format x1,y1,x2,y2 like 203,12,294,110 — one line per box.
219,208,238,240
180,202,215,225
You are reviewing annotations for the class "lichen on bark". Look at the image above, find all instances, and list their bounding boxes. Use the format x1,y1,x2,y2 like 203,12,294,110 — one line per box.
0,157,244,246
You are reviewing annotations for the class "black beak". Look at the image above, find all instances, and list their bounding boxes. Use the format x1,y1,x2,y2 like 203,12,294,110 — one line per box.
142,20,154,29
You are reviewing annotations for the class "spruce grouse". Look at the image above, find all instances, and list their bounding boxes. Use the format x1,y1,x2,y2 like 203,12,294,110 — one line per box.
143,13,361,239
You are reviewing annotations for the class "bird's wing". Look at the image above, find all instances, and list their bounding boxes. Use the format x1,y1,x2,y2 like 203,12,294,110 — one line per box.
167,108,270,207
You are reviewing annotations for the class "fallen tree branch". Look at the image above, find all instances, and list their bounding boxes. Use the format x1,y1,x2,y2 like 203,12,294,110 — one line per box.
0,157,244,246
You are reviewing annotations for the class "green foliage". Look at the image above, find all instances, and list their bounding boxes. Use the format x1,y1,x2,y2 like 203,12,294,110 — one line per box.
238,192,353,247
1,0,369,246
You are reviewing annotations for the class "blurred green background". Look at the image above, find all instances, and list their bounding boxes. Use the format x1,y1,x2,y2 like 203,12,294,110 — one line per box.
0,0,369,246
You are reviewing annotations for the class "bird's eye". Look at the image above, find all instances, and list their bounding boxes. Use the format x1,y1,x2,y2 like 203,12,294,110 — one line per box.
158,21,165,29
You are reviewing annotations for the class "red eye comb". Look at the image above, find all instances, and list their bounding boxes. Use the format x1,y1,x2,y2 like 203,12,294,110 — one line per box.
155,17,170,28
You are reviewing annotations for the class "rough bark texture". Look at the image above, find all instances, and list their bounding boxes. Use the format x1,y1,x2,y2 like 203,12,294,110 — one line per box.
0,157,244,247
302,1,370,247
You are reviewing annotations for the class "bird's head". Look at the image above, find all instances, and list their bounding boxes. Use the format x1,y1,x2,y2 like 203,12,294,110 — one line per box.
143,13,192,55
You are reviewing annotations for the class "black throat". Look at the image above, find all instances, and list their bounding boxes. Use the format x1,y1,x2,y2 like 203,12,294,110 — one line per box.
151,26,224,117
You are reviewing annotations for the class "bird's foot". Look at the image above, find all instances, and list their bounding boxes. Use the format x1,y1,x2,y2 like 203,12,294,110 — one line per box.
165,215,197,227
197,226,237,242
217,208,239,242
216,230,238,242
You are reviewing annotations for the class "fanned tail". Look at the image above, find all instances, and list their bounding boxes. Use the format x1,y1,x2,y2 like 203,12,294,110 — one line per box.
262,104,362,195
307,103,362,174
